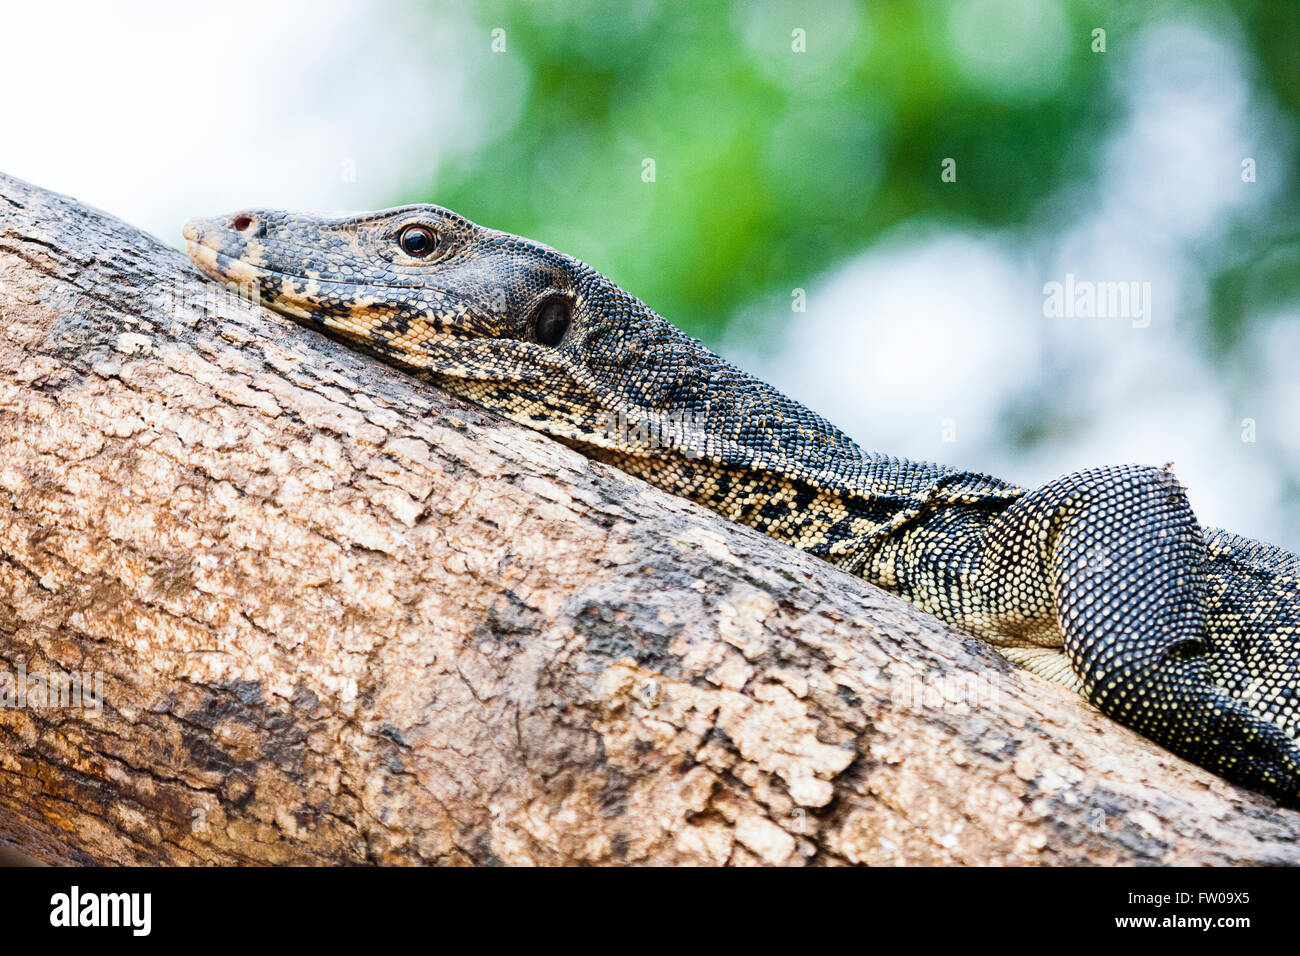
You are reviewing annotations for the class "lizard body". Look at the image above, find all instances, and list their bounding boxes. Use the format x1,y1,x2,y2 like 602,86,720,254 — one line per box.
184,205,1300,805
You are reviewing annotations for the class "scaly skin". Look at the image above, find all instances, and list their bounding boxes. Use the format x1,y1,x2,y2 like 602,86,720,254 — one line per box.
184,204,1300,805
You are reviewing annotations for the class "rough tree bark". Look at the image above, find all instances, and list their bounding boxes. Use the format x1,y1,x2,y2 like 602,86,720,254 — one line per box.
0,172,1298,866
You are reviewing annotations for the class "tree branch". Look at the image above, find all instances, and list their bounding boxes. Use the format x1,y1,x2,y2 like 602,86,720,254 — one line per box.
0,172,1297,865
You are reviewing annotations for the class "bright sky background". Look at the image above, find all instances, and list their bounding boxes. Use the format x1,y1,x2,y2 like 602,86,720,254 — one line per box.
0,1,470,244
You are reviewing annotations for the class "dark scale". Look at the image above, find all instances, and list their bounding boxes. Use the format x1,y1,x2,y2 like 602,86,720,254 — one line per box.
185,203,1300,806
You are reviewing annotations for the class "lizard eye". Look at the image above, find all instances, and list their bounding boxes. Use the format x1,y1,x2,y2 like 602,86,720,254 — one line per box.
533,298,571,347
398,225,439,258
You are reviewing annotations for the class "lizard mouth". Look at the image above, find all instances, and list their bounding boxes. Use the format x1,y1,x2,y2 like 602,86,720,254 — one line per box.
184,215,285,297
184,238,332,326
182,215,479,349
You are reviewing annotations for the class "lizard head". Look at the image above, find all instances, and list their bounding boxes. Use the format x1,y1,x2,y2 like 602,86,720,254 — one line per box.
183,204,864,480
183,204,578,379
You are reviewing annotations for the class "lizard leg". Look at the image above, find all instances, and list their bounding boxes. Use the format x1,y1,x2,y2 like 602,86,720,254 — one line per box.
980,464,1300,803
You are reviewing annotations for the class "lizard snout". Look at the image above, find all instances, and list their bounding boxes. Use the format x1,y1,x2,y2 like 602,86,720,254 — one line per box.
183,212,265,245
183,213,272,287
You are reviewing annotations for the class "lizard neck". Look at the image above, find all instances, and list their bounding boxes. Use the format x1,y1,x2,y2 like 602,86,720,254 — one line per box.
558,363,960,563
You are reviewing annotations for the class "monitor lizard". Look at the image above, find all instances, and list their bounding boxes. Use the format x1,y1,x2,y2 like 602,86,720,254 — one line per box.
184,204,1300,806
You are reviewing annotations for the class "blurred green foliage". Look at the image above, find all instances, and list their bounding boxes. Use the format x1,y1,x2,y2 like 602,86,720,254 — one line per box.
417,0,1299,348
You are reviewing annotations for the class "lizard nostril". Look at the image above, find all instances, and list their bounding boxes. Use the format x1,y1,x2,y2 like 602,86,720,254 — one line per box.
232,215,253,232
